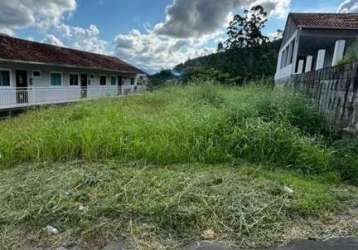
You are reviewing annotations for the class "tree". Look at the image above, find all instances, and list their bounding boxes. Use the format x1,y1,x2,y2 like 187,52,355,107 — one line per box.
225,5,269,50
217,42,224,53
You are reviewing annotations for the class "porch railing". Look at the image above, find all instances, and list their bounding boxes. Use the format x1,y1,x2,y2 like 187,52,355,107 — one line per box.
0,85,145,110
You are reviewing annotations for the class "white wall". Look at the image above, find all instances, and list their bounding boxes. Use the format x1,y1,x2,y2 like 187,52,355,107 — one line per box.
275,31,298,81
0,62,146,108
0,62,143,88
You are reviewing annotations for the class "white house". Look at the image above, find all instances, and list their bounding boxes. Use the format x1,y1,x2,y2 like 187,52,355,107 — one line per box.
0,34,148,110
275,13,358,82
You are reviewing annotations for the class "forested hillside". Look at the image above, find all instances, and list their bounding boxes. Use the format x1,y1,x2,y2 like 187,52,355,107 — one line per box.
150,40,280,86
176,39,281,81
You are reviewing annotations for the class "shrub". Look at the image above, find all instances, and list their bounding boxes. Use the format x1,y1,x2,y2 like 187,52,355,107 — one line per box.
339,40,358,65
330,139,358,185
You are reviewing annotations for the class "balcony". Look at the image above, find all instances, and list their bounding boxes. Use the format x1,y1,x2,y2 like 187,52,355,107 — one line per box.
0,85,144,111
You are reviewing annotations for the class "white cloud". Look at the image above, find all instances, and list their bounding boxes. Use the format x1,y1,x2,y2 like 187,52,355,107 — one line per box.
268,30,283,41
0,27,14,36
115,0,291,73
155,0,291,38
115,30,218,73
338,0,358,13
43,34,64,46
253,0,291,17
0,0,107,55
0,0,76,34
47,24,108,54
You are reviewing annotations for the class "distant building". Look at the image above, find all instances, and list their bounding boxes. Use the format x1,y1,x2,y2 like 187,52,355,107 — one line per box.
274,13,358,82
0,34,148,110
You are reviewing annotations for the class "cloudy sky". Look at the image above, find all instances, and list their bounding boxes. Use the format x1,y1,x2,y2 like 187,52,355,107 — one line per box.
0,0,357,73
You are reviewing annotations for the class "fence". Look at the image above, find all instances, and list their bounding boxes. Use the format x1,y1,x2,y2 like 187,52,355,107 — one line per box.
291,61,358,136
0,85,145,110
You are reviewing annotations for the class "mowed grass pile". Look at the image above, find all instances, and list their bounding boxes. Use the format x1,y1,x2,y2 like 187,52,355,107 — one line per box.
0,84,337,174
1,162,357,249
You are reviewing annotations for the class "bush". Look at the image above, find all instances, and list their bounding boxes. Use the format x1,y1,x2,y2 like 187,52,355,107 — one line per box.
330,139,358,185
339,40,358,65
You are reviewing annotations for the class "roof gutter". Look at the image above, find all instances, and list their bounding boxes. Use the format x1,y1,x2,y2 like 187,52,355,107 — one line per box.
0,58,139,75
298,25,358,30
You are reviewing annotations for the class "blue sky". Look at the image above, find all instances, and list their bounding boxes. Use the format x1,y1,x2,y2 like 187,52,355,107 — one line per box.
0,0,356,73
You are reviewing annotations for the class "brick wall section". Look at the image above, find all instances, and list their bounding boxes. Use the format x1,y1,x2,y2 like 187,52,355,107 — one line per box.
290,62,358,136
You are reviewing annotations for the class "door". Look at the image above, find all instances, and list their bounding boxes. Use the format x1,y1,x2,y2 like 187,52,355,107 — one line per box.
80,74,88,98
16,70,28,104
118,76,123,95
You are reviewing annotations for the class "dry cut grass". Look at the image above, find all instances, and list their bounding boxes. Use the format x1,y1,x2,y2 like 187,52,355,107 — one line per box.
0,162,357,249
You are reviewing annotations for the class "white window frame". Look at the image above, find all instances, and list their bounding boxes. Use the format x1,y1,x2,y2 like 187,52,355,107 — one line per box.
0,68,12,88
32,70,42,78
69,72,80,87
49,71,63,87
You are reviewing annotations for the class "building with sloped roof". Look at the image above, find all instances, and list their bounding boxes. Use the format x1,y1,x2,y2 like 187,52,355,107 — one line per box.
275,13,358,82
0,34,147,110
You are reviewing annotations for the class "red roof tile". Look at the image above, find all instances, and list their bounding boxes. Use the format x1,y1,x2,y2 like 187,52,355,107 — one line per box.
290,13,358,30
0,34,145,75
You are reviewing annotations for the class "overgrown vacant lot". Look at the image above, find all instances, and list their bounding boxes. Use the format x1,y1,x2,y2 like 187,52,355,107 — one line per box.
0,84,357,249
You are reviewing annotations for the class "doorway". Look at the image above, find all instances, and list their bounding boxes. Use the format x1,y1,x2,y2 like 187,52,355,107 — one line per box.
80,74,88,98
118,75,123,95
16,70,28,104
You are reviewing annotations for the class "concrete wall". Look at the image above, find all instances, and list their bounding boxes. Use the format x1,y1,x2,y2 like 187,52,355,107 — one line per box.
290,62,358,136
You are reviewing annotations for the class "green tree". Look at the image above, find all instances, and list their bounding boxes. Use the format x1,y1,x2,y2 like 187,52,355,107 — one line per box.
225,5,269,49
217,42,224,53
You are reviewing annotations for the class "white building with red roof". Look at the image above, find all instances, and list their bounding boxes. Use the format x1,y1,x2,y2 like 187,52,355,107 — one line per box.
0,34,148,110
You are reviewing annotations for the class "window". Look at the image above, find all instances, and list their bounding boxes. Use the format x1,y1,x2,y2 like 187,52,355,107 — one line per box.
111,76,117,86
280,49,285,69
32,71,41,77
288,40,295,64
130,78,135,85
70,74,79,86
0,70,10,86
100,76,106,86
281,47,289,69
50,73,62,86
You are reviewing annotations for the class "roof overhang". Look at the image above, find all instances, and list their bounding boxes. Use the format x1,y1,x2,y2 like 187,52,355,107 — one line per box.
0,58,140,75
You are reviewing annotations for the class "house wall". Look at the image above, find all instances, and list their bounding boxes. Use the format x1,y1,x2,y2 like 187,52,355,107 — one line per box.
0,61,146,108
0,62,140,88
275,31,299,81
281,17,297,48
289,62,358,136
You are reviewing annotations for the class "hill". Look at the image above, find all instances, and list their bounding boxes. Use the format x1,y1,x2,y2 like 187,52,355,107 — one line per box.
150,40,281,85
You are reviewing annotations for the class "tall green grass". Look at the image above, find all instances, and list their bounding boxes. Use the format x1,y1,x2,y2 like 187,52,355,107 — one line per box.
0,84,339,175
